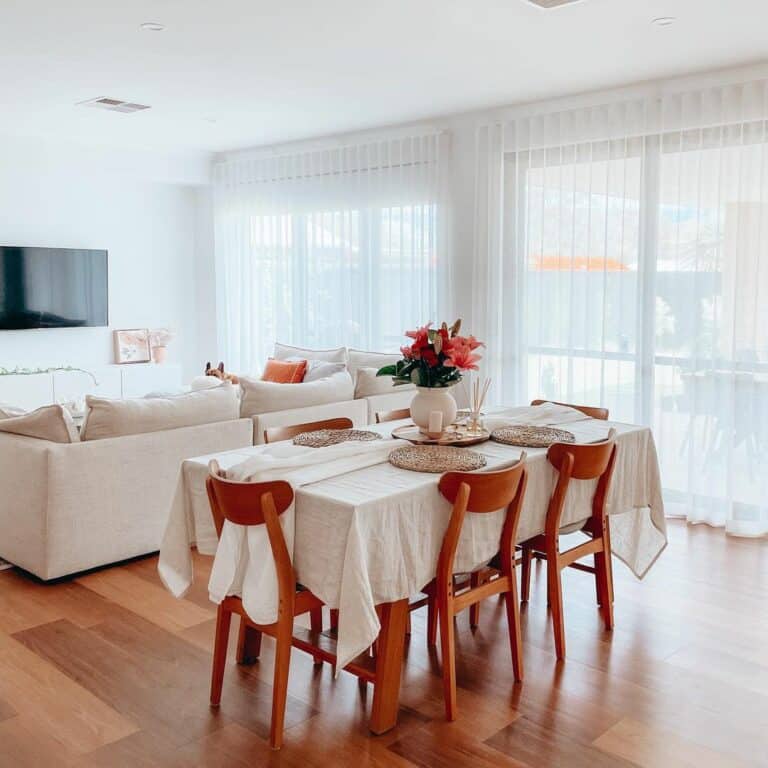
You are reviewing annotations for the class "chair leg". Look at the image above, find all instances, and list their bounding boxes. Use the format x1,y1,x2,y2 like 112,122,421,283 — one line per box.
270,625,292,750
594,553,602,606
309,606,324,664
547,552,566,660
504,572,524,682
469,572,481,628
521,545,533,603
329,608,339,631
210,605,232,706
594,519,615,631
438,589,457,721
594,548,614,631
405,611,412,636
427,595,438,647
236,619,262,665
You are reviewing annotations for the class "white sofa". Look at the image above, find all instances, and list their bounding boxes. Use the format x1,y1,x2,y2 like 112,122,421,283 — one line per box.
0,345,416,580
0,419,254,580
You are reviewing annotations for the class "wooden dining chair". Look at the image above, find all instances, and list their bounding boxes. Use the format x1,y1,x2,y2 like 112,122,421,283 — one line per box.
375,408,411,424
205,460,325,750
264,416,353,444
530,399,609,421
520,430,617,660
424,458,528,720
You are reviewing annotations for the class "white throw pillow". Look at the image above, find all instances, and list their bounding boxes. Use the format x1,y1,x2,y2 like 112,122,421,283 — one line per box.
239,370,354,417
347,349,401,381
0,404,79,443
80,383,240,441
190,375,225,391
0,403,27,419
354,367,415,399
302,360,347,382
273,342,347,365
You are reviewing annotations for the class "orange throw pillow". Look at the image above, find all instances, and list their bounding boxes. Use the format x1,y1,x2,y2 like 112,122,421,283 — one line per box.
261,358,307,383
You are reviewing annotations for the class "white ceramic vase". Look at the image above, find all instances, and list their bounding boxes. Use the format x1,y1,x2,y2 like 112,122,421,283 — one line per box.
410,386,458,434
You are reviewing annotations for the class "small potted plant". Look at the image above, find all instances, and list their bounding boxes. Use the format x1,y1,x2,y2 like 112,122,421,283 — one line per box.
377,320,483,433
149,328,175,364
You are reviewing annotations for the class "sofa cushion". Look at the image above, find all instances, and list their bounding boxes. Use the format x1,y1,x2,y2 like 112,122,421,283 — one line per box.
239,370,354,417
0,404,79,443
0,403,27,418
303,360,347,382
262,358,307,383
80,384,240,441
354,367,415,399
347,349,401,380
273,342,347,364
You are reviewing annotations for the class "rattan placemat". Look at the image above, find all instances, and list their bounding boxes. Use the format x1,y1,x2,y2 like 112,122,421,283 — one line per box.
490,425,575,448
293,429,382,448
389,445,487,473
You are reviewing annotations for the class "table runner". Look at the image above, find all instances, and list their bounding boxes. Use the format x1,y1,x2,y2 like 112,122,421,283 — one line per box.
159,407,666,669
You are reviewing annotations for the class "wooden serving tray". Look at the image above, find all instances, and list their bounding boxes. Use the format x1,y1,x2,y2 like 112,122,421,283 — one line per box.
391,423,491,447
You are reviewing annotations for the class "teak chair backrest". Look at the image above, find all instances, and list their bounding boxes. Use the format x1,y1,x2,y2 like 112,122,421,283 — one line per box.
264,417,353,444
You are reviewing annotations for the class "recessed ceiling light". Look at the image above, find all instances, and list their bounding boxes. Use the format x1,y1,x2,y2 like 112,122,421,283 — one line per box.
140,22,165,32
652,16,676,27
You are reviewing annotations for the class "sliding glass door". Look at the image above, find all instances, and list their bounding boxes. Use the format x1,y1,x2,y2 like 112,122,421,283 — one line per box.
506,120,768,533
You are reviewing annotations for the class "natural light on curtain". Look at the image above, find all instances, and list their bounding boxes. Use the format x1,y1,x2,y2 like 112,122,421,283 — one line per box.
213,133,448,374
474,79,768,537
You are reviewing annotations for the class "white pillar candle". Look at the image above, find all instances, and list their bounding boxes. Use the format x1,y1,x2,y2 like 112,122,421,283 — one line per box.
428,410,443,437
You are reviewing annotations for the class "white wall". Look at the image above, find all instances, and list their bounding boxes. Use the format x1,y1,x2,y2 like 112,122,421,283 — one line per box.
0,135,212,381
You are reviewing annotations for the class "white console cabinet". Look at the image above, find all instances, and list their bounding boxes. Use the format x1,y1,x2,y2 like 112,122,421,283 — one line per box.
0,363,183,410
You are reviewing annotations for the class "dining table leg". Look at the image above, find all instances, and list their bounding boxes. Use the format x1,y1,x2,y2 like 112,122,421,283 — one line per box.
369,597,409,734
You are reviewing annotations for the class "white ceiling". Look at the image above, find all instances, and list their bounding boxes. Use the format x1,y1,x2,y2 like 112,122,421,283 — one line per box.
1,0,767,155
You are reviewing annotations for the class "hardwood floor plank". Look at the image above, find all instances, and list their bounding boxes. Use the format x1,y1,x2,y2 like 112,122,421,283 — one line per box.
0,696,16,722
485,715,640,768
592,717,758,768
389,722,530,768
0,716,81,768
0,631,137,755
0,570,114,633
75,569,213,633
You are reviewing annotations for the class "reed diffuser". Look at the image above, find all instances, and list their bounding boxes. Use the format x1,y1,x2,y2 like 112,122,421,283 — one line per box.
468,376,490,434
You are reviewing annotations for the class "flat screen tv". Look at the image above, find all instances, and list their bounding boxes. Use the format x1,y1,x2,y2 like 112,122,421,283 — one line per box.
0,246,108,330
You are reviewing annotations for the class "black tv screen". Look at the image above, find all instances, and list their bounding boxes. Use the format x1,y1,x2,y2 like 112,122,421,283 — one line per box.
0,246,108,330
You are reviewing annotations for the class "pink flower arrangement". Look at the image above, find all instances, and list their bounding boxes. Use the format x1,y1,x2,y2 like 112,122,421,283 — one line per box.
378,319,484,388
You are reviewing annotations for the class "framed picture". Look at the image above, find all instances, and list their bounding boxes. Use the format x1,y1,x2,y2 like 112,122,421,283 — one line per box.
114,329,151,364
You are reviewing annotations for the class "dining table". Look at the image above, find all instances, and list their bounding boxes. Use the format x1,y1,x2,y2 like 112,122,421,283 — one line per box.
158,404,666,735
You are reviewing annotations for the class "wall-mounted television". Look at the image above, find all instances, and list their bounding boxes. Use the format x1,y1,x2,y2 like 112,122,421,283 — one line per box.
0,246,108,330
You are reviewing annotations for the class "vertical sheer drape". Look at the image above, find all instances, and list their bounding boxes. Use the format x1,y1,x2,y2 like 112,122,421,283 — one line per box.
474,78,768,537
213,133,449,374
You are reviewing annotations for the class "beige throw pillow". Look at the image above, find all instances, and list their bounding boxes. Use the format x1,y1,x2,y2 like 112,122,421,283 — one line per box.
80,384,240,441
354,367,415,399
239,370,354,417
0,404,79,443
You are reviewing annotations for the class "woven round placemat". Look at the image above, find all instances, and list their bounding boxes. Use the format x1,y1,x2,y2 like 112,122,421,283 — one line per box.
389,445,487,473
293,429,382,448
491,425,575,448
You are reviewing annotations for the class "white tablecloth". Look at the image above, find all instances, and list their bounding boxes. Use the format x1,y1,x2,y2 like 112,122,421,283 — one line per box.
159,407,666,669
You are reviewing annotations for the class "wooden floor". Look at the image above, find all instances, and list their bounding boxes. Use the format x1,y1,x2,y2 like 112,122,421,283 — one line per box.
0,520,766,767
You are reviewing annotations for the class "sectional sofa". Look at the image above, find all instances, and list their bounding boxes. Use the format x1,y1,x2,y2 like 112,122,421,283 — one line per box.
0,344,415,580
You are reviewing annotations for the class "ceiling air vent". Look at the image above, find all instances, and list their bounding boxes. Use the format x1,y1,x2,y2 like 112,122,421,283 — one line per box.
527,0,583,7
77,97,151,114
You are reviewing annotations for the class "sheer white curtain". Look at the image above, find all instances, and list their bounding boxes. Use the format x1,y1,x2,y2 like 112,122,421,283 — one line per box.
473,78,768,537
213,132,449,374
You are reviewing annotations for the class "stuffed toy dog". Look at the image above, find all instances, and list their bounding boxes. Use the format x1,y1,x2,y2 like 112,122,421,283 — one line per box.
205,361,240,385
